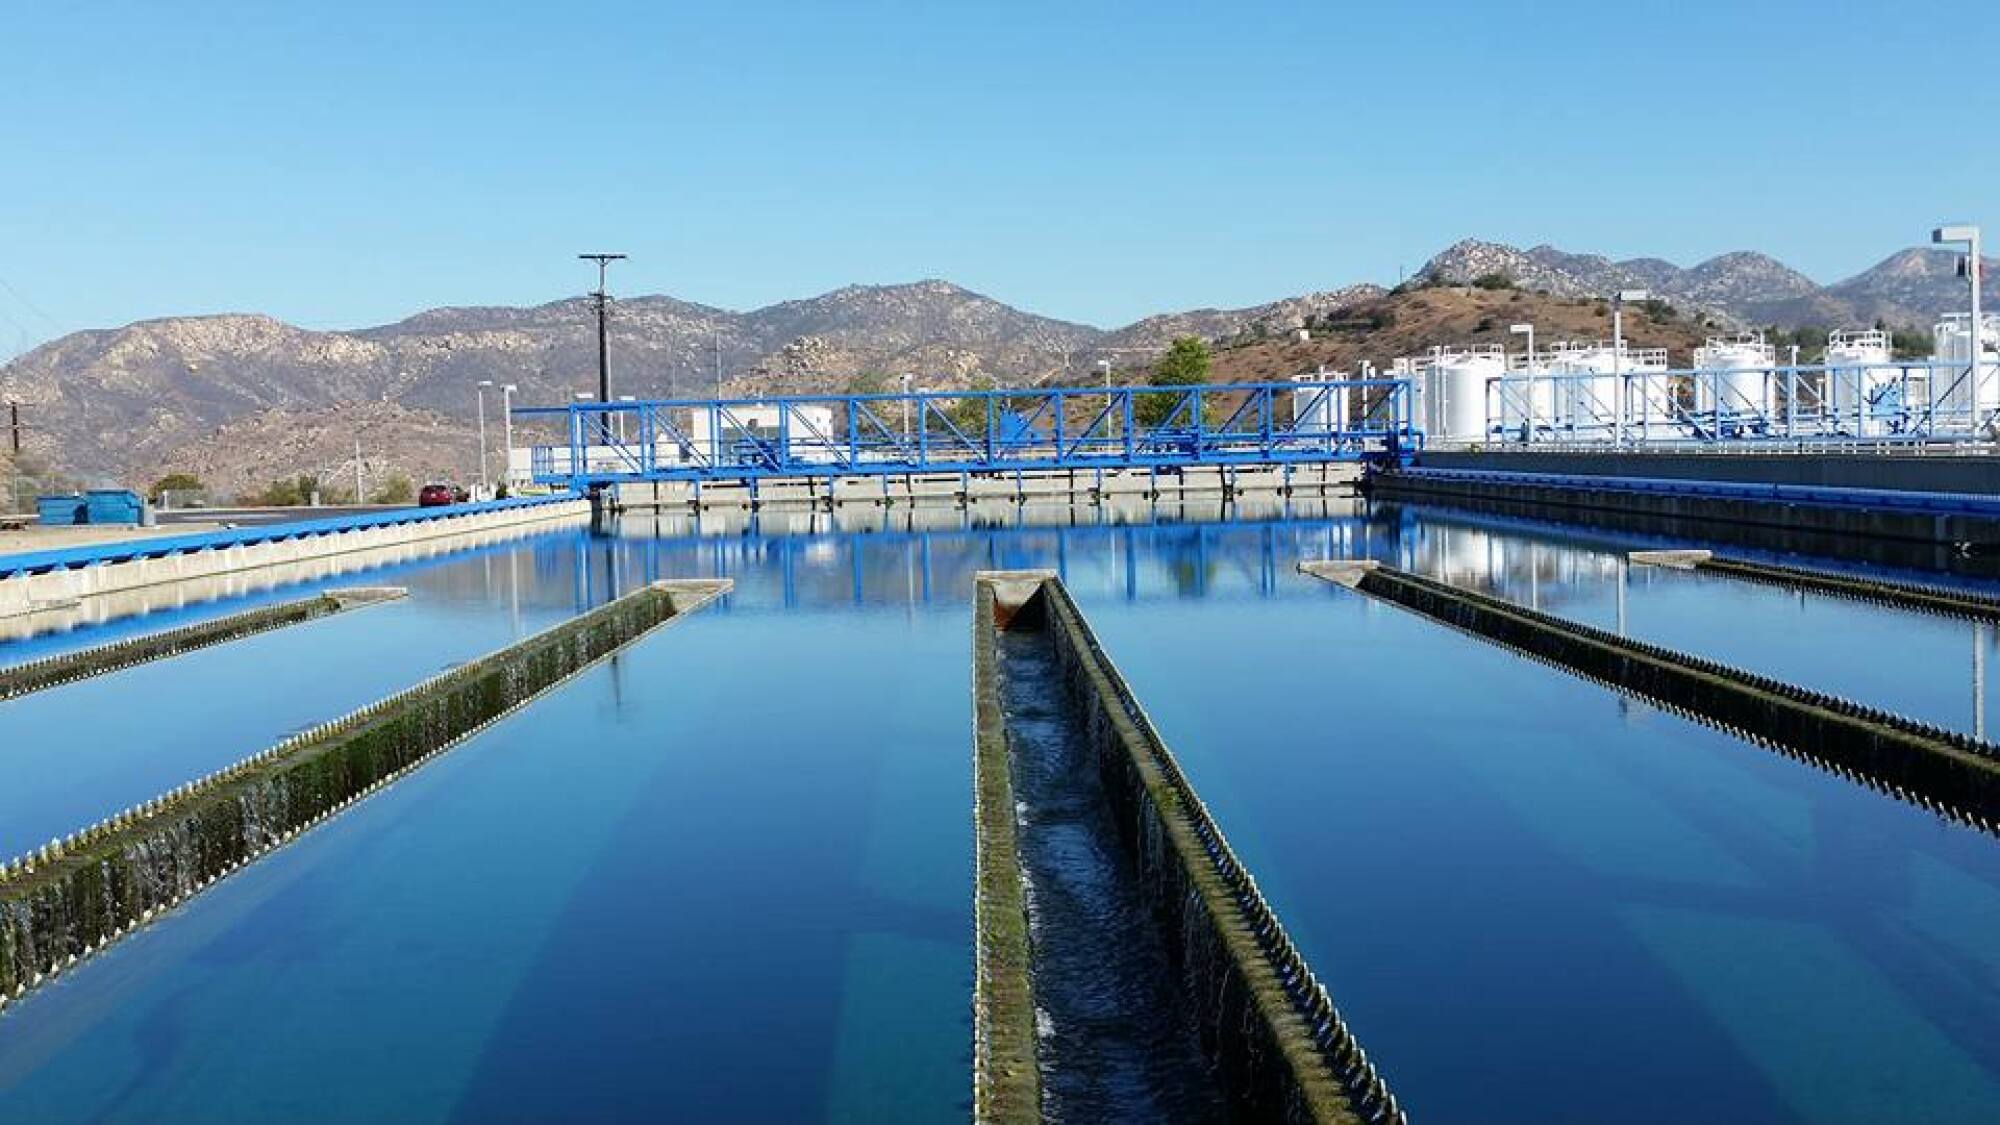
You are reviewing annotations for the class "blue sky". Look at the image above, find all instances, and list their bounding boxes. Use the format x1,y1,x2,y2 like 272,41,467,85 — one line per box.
1,0,1993,350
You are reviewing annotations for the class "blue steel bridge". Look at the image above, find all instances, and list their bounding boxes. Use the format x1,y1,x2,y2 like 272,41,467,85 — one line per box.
515,378,1418,488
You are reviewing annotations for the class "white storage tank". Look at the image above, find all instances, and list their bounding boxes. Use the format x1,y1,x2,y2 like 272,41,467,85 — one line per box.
1931,314,2000,431
1419,347,1503,442
1692,334,1775,418
1291,367,1350,436
1824,328,1896,433
1546,342,1665,434
1496,350,1557,439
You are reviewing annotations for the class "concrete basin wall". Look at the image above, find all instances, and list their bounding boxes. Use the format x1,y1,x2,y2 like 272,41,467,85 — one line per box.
974,572,1401,1124
0,578,729,1009
0,498,591,619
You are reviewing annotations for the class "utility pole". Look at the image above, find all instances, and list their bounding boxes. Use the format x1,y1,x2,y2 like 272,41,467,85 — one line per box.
354,438,364,504
713,327,722,400
5,400,19,455
578,253,628,402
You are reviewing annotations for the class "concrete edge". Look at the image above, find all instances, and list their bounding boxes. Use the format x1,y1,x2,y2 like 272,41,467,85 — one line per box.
968,574,1045,1125
1034,576,1400,1124
1627,549,1714,569
0,576,729,1010
1297,559,1381,588
1308,562,2000,834
0,586,409,704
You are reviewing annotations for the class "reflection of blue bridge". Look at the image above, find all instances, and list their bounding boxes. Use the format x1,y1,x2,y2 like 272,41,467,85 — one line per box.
571,508,1393,612
517,380,1416,488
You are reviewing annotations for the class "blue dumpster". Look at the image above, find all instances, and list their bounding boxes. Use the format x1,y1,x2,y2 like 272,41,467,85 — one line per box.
36,494,86,526
83,489,145,525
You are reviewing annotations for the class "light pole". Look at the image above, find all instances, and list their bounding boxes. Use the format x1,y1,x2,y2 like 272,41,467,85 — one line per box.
476,379,493,494
578,253,627,402
900,373,913,442
501,383,517,490
1611,289,1649,445
1934,224,1985,426
1098,359,1114,440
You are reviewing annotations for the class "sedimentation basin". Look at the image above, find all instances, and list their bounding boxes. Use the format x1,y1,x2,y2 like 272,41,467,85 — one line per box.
0,497,1996,1121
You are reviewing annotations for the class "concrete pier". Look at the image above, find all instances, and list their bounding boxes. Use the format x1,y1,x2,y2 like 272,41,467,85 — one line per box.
0,578,729,1010
0,587,405,702
1302,560,2000,832
1630,550,2000,622
973,571,1402,1124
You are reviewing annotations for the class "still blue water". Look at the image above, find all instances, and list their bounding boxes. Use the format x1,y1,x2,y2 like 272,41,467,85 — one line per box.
0,498,1996,1122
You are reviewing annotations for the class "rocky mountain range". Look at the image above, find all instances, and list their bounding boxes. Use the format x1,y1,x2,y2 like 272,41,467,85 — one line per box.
0,237,1987,496
0,282,1380,494
1417,240,1993,330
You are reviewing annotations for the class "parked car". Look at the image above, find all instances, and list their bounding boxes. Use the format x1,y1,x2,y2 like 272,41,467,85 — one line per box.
418,483,458,507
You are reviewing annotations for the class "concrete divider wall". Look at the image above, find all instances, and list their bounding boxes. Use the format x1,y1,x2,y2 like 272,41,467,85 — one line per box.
0,587,406,702
970,577,1043,1125
1306,561,2000,832
1370,472,1999,571
0,577,729,1008
978,573,1401,1124
0,497,590,618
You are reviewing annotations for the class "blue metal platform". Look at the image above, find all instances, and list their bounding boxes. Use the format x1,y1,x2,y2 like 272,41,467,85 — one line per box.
515,379,1416,487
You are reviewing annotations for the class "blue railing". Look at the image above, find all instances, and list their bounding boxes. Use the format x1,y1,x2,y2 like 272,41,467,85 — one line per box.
0,495,581,579
514,379,1417,486
1485,359,1993,446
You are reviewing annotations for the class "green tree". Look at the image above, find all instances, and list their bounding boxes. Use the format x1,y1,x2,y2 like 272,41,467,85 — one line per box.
1136,337,1213,427
148,472,204,502
941,377,996,439
1471,271,1514,290
846,371,892,395
245,474,329,507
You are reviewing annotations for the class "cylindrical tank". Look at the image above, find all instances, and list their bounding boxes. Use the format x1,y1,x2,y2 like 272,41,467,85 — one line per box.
1693,336,1775,418
1496,355,1558,440
1420,349,1502,441
1548,344,1622,432
1931,314,2000,431
1825,329,1895,433
1291,370,1350,436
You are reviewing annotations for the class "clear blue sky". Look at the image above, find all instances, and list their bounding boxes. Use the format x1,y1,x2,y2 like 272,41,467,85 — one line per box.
1,0,1993,352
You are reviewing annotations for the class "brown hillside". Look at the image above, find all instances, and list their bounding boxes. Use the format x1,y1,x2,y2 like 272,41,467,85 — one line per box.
1180,287,1717,385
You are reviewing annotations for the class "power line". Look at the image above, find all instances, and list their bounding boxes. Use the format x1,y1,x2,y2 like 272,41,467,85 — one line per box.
0,276,63,334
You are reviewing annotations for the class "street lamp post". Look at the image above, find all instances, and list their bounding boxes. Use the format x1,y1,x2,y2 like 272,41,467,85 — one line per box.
1611,289,1649,446
900,373,913,444
500,383,517,491
1934,224,1985,427
476,380,493,495
1097,359,1114,440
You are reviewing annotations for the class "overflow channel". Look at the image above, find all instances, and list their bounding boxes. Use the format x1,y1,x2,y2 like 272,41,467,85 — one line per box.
0,587,405,702
0,577,729,1009
1303,560,2000,833
974,571,1401,1124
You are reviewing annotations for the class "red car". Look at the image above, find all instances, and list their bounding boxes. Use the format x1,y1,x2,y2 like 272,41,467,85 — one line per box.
418,483,458,507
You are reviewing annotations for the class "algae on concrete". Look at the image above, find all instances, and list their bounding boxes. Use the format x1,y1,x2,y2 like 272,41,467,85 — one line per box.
0,578,729,1009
